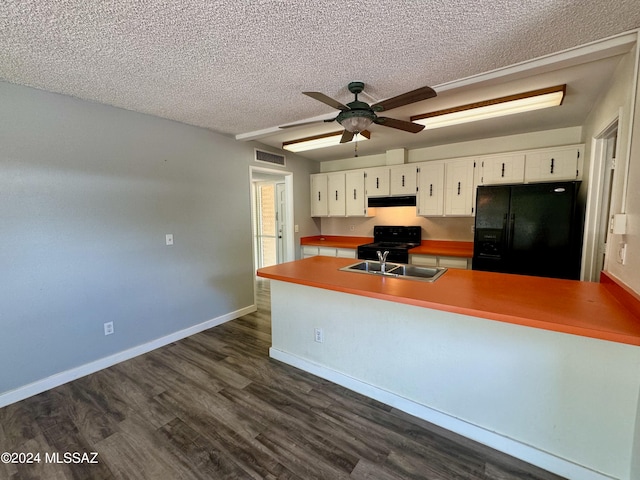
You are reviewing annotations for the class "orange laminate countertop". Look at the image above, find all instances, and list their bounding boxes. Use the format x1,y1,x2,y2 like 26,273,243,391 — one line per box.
300,235,372,249
301,236,473,257
257,256,640,347
409,240,473,258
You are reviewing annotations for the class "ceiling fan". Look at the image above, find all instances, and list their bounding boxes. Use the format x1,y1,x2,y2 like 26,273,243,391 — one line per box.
281,81,437,144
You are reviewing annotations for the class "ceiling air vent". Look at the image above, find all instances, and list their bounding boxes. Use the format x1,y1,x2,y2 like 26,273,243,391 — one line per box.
255,149,285,167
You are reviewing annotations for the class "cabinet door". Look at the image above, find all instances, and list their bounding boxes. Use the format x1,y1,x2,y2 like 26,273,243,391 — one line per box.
327,173,346,216
417,162,445,216
390,165,417,196
310,174,328,217
481,154,525,185
445,159,476,216
336,248,357,258
525,147,581,182
365,167,390,197
301,246,319,258
345,170,368,216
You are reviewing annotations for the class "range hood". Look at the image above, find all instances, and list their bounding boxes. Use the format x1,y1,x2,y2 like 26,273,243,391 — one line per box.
368,195,417,208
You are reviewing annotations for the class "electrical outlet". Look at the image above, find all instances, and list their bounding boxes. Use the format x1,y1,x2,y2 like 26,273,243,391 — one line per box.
104,322,114,336
165,234,174,246
314,327,324,343
617,242,627,265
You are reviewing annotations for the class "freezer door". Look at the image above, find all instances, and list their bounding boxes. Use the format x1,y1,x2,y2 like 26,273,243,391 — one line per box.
508,182,580,279
473,185,511,272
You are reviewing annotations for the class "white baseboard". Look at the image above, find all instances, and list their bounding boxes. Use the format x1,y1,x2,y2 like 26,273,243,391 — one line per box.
269,348,616,480
0,305,257,408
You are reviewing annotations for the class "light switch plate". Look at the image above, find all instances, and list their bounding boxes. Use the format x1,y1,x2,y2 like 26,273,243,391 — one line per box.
166,234,174,245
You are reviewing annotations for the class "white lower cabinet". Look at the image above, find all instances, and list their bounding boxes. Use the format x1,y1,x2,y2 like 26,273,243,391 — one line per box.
301,246,356,259
302,246,319,258
336,248,357,258
411,254,471,269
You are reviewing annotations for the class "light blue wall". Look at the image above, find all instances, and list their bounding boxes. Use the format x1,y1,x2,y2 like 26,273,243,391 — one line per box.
0,81,280,395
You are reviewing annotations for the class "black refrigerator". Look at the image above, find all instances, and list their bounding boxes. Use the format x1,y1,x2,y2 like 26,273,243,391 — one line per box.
472,181,583,280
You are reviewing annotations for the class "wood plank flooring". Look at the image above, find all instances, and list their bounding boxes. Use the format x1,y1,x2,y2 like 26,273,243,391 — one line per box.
0,279,566,479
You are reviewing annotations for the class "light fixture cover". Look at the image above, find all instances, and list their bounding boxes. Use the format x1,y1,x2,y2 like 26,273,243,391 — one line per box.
283,130,370,152
339,116,374,133
411,85,566,130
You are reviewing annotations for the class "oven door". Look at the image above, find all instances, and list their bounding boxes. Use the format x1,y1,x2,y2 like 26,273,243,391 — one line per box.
357,246,378,261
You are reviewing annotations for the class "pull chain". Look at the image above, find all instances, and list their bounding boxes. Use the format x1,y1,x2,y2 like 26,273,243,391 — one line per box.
354,132,359,157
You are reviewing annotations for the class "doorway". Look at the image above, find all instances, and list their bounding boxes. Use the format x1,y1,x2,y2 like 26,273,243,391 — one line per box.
250,167,295,271
582,116,619,281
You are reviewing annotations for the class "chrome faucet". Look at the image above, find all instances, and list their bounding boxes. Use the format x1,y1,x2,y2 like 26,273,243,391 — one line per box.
377,250,389,273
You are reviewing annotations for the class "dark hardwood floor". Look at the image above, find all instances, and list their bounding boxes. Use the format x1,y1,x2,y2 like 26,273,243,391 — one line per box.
0,279,566,479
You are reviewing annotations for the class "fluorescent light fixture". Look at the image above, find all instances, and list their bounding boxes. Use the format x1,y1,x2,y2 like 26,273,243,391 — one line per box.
411,85,566,130
282,130,370,152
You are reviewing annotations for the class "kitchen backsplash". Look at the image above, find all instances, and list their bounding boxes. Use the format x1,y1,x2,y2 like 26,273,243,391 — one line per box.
320,206,475,241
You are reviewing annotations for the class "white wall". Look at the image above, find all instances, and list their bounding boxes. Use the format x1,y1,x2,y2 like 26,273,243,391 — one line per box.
578,36,640,296
320,127,583,173
0,80,316,401
320,207,475,241
271,280,640,480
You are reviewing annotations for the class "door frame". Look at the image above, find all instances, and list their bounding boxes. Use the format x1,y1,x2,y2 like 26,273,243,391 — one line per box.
250,166,295,270
581,111,620,281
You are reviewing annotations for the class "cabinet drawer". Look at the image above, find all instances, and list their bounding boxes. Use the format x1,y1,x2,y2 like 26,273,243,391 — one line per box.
439,257,470,269
336,248,357,258
302,246,319,258
410,255,438,267
318,247,337,257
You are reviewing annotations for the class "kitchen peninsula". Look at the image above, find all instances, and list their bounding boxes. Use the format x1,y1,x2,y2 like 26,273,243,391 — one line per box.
257,256,640,480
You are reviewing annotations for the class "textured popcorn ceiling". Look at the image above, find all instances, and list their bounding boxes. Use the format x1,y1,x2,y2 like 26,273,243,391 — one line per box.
1,0,639,154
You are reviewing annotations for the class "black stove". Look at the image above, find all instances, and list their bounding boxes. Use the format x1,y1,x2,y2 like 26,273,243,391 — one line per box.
357,226,422,263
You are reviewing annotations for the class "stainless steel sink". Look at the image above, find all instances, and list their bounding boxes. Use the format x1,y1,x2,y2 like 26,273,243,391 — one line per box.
339,261,447,282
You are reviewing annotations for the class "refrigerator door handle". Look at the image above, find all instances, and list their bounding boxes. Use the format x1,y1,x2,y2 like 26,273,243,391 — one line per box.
508,213,516,248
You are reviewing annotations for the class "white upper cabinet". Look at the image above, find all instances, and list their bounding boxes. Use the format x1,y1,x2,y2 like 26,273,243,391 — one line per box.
390,164,418,196
524,146,583,182
310,173,328,217
480,154,525,185
345,170,370,217
327,172,346,216
311,144,583,219
445,158,476,216
365,167,390,197
417,162,445,216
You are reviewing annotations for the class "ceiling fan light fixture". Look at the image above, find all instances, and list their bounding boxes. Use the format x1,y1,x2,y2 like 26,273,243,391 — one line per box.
339,115,374,133
411,85,566,130
282,130,370,152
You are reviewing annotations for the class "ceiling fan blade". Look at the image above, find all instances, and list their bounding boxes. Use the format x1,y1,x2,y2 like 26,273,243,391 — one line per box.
375,117,425,133
340,130,355,143
371,86,437,112
303,92,350,111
